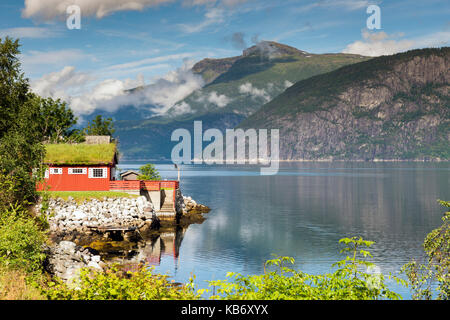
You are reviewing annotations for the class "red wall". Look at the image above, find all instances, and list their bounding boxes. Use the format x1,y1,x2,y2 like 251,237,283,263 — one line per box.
37,165,113,192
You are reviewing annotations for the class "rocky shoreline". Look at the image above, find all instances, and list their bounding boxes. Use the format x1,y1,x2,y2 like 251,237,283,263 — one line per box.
38,194,210,236
39,193,210,284
40,196,156,236
44,241,104,284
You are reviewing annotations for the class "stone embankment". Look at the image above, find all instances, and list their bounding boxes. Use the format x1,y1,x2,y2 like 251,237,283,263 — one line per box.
39,196,155,236
44,241,105,284
39,194,210,284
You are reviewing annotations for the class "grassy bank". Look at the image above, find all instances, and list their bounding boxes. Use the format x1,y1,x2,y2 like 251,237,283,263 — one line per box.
38,191,139,203
0,268,46,300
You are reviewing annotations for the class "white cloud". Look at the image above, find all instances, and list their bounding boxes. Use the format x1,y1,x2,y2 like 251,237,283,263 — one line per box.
31,66,144,116
239,82,271,102
343,30,450,57
183,0,248,7
22,0,175,20
0,27,60,39
30,60,205,118
20,49,94,76
106,52,199,71
177,7,225,33
31,66,93,98
22,0,249,21
295,0,372,13
284,80,293,88
170,101,193,116
138,61,205,114
207,91,231,107
193,90,232,108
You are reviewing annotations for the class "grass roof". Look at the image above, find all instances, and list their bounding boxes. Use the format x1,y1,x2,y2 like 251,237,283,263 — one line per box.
44,143,117,165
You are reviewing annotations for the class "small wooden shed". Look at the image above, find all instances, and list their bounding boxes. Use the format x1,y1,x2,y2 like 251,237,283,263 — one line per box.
120,170,140,181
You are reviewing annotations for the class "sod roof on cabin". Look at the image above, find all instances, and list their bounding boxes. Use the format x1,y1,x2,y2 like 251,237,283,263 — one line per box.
44,143,117,165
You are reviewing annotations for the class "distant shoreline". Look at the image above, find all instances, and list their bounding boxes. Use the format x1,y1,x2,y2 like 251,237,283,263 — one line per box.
119,158,450,163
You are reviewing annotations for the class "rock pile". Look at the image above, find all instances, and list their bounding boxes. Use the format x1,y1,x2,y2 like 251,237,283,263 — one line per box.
45,241,105,284
182,196,211,214
39,196,155,235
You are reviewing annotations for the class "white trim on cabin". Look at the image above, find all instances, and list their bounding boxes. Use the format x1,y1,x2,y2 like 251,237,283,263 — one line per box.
50,168,62,175
88,167,108,179
68,168,87,175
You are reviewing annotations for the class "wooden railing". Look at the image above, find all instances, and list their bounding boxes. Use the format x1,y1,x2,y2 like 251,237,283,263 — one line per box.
109,180,179,192
109,180,141,191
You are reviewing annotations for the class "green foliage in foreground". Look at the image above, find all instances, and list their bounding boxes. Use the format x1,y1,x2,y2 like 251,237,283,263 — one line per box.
42,265,199,300
0,202,46,275
208,237,405,300
42,237,406,300
0,174,46,275
402,200,450,300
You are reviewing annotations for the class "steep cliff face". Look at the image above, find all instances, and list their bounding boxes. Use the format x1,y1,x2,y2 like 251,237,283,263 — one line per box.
239,48,450,160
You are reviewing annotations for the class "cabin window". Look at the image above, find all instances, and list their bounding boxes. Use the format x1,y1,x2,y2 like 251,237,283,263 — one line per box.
50,168,62,175
68,168,87,175
88,168,107,179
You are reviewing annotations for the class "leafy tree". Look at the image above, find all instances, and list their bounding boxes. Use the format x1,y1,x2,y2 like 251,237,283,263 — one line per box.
34,96,78,143
0,37,45,204
83,115,115,136
402,200,450,300
138,163,161,181
65,128,86,143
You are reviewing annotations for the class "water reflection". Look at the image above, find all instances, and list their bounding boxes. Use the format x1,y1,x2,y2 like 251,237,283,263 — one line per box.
95,226,189,269
116,162,449,298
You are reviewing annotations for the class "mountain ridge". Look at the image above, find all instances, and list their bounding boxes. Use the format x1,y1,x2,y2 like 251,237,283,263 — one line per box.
239,47,450,161
114,41,369,159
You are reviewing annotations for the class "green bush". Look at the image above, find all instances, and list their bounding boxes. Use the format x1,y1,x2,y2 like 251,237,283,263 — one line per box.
208,237,404,300
43,264,200,300
402,200,450,300
0,213,46,274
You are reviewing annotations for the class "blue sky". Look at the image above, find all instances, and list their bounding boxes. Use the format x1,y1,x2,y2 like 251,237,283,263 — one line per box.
0,0,448,118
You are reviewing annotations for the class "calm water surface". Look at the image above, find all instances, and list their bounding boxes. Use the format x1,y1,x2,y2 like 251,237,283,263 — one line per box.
119,161,449,299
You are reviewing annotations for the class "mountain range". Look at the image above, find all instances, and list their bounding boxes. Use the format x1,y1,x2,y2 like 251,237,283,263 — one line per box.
102,41,449,161
113,41,371,160
240,47,449,161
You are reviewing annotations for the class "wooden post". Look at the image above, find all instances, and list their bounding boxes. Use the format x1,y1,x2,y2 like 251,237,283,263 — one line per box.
174,164,180,181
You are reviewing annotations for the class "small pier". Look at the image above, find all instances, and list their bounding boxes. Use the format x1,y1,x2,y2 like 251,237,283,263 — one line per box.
87,225,143,241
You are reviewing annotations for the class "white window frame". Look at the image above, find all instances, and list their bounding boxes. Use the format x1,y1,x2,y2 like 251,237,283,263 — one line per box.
88,167,108,179
50,168,62,175
68,168,87,175
45,169,49,179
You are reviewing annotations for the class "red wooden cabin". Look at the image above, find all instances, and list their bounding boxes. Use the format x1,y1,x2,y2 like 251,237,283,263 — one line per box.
37,142,118,192
36,141,180,213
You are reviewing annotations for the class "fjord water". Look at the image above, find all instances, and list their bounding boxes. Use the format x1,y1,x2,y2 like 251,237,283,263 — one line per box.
119,161,449,299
